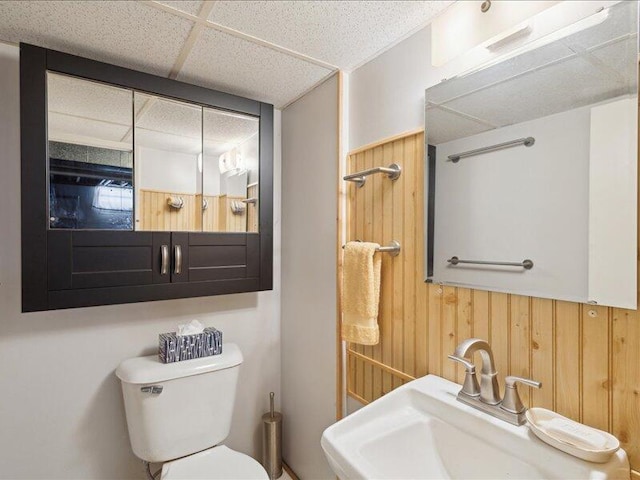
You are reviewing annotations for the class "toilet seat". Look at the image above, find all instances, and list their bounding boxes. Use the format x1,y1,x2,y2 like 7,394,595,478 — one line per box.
161,445,269,480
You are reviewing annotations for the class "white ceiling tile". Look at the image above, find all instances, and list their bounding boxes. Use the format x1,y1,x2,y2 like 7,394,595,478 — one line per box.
48,73,132,127
48,112,130,144
208,0,454,69
0,1,194,77
178,27,333,107
136,94,202,139
155,1,204,17
204,108,259,145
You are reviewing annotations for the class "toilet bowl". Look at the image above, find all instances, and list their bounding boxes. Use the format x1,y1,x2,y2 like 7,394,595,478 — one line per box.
116,343,268,480
161,446,268,480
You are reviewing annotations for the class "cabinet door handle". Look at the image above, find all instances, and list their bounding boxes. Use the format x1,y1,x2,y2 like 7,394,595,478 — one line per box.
174,245,182,275
160,245,169,275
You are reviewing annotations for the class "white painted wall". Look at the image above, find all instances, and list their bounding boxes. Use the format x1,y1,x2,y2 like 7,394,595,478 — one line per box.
0,43,282,479
348,25,461,151
137,146,199,193
281,74,338,479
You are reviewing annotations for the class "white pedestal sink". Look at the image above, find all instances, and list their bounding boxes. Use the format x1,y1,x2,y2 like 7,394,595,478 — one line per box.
321,375,629,479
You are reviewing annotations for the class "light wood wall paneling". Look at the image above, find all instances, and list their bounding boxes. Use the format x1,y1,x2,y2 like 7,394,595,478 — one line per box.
402,134,417,380
139,189,197,231
531,297,555,410
371,145,384,400
490,292,510,389
195,194,203,231
510,295,531,406
427,284,443,377
391,138,404,389
456,288,472,385
582,304,610,431
381,141,395,395
225,196,248,232
344,130,640,475
612,307,640,469
247,184,259,233
201,195,248,232
354,151,365,398
555,301,581,421
363,147,374,402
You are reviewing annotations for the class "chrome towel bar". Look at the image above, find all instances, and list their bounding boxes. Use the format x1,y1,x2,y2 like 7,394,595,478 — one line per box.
342,240,401,257
343,163,401,188
448,137,535,163
448,256,533,269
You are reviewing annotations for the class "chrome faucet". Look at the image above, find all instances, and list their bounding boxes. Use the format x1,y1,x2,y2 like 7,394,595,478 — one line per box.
448,338,541,426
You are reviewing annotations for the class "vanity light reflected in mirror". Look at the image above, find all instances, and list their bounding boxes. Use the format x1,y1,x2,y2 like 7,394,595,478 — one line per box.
202,107,260,233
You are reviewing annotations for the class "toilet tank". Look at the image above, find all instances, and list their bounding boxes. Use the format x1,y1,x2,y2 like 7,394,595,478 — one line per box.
116,343,243,463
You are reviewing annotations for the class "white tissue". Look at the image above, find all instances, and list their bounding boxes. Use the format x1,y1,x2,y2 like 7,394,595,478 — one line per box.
177,319,205,336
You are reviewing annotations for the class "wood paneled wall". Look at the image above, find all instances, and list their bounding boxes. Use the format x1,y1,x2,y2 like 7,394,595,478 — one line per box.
201,195,248,232
138,189,198,231
139,190,249,232
345,131,640,474
247,184,259,233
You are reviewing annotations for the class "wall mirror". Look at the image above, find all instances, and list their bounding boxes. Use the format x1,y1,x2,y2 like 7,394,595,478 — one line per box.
425,1,638,308
47,76,261,234
202,107,260,233
134,92,203,232
47,73,134,230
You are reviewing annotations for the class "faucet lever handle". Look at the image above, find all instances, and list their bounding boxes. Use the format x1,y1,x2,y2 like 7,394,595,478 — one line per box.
501,375,541,414
447,355,480,397
447,354,475,371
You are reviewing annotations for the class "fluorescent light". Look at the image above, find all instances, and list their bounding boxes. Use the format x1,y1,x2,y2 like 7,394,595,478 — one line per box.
463,7,611,76
483,23,532,51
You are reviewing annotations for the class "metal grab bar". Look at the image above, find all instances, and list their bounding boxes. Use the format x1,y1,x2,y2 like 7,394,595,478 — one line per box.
342,240,401,257
343,163,401,188
448,137,535,163
447,256,533,269
242,197,258,204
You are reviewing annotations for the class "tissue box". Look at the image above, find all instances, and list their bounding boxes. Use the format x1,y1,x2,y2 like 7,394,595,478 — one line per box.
158,327,222,363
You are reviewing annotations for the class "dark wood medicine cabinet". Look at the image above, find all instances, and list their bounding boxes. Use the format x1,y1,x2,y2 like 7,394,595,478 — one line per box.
21,43,274,312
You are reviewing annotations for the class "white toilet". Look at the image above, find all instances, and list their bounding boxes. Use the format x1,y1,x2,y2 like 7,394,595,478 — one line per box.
116,343,269,480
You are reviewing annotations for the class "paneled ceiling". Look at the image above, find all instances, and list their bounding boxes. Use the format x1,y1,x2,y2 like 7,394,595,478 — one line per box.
0,0,454,108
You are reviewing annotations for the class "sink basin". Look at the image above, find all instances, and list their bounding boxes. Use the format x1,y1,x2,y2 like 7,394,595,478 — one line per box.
321,375,629,479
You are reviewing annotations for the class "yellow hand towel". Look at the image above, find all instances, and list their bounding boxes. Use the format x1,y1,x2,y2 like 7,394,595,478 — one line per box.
341,242,381,345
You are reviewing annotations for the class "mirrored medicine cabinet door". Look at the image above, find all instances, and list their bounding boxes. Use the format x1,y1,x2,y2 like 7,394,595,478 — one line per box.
46,73,260,234
424,0,638,308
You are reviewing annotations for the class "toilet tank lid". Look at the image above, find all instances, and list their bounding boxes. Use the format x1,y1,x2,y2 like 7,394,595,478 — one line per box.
116,343,242,384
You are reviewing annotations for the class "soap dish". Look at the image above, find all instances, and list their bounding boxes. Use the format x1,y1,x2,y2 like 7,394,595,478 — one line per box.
525,408,620,463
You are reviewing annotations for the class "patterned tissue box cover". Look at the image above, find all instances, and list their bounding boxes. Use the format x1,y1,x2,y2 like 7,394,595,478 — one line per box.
158,327,222,363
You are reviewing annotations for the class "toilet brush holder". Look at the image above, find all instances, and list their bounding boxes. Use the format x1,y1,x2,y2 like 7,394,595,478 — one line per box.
262,392,282,479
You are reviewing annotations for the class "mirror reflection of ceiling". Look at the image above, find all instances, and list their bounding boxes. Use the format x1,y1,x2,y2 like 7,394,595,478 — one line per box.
47,73,259,157
47,73,133,149
425,1,638,145
134,93,202,155
203,108,259,157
